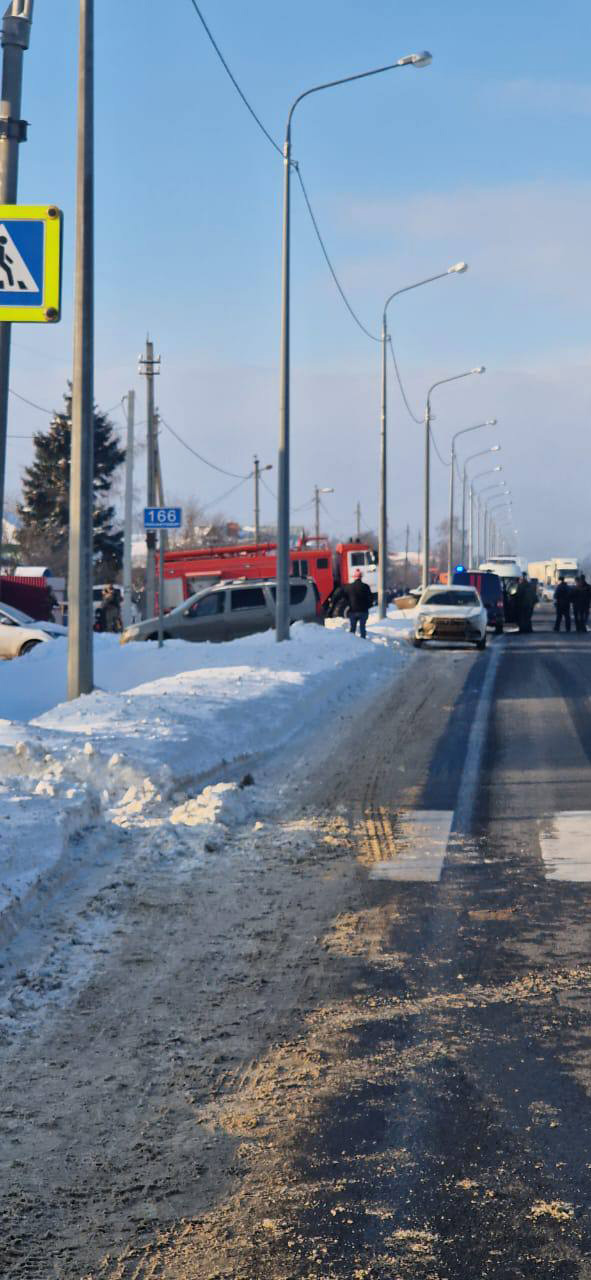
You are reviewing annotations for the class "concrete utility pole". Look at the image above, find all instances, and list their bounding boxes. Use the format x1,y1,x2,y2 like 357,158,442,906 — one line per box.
139,338,160,617
121,389,134,630
355,501,361,538
0,0,34,557
67,0,94,700
314,485,333,543
253,455,272,544
404,522,409,583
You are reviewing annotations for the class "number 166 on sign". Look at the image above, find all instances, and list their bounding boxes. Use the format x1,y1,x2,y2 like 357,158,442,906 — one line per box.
144,507,182,529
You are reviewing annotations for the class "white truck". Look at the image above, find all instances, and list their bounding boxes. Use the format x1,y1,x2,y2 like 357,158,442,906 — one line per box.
528,558,579,587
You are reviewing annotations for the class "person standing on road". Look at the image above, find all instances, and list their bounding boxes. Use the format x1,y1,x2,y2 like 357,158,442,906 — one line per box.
515,572,536,633
347,568,373,638
572,573,591,632
554,575,572,633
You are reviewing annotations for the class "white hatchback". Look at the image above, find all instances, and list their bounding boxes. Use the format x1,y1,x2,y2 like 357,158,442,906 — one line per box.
413,585,487,650
0,602,67,659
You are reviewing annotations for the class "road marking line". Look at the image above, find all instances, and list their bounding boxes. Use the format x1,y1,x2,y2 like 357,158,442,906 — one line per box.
541,812,591,881
369,810,454,882
453,644,502,835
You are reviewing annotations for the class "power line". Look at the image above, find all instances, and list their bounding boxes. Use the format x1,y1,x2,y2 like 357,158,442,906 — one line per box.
202,475,251,511
388,338,422,425
186,0,282,156
186,1,383,348
260,474,277,500
159,415,249,480
294,165,380,343
429,425,451,468
9,388,54,415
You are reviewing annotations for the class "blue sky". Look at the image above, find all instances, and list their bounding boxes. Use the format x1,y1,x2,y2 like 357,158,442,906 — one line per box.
5,0,591,558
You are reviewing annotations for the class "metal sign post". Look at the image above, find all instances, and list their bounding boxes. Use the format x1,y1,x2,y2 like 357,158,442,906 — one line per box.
143,506,182,648
158,525,165,648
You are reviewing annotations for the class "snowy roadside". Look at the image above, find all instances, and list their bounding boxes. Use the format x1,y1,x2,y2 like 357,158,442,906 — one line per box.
0,613,415,940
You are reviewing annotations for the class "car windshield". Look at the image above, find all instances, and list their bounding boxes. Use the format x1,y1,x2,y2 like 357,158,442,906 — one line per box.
0,602,34,625
422,590,479,607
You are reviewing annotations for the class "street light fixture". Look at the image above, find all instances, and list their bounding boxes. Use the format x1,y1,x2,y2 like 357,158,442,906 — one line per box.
447,418,496,580
422,366,485,587
276,52,433,640
314,485,334,543
378,261,469,617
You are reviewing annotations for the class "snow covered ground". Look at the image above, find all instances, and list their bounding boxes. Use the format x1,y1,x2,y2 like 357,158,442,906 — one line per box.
0,611,416,947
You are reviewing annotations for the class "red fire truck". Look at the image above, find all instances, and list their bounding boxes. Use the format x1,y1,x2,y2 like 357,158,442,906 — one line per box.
161,539,377,612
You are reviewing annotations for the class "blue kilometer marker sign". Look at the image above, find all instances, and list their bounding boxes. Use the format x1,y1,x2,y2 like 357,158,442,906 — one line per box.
144,507,182,529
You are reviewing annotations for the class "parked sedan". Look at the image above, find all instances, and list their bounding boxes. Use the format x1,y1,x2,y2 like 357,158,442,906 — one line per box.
0,602,67,659
413,585,487,650
120,576,323,645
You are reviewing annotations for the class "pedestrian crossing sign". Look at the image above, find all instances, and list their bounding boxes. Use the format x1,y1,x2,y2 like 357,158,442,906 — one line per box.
0,204,62,323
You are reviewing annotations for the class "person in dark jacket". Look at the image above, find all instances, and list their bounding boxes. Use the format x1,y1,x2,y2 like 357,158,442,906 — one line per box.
554,576,572,632
347,568,373,637
515,572,536,633
328,584,350,617
573,574,591,632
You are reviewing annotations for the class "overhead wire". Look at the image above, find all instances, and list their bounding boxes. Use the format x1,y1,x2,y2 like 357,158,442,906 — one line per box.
159,415,249,480
387,338,422,425
294,165,380,343
429,426,451,468
260,474,277,500
9,388,54,415
202,474,251,512
186,0,282,156
185,0,384,349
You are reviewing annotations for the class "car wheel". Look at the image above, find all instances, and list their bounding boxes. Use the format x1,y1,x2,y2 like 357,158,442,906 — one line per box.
412,637,423,648
476,634,487,650
19,639,42,656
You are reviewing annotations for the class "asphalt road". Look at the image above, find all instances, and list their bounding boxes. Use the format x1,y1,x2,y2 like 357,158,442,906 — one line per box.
6,605,591,1279
182,605,591,1278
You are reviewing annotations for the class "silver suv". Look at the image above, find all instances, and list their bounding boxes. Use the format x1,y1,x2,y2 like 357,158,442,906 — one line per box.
121,577,322,644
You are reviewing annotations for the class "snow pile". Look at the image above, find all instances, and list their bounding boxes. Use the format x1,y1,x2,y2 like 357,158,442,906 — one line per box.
0,618,414,928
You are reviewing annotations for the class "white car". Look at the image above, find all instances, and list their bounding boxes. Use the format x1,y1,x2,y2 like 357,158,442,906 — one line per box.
413,585,488,650
0,602,67,659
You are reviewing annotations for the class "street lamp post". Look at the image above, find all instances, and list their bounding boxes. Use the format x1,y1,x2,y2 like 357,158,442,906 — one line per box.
67,0,94,700
472,475,505,563
468,466,502,567
487,497,512,558
461,445,501,564
483,489,510,558
422,367,485,588
447,418,496,580
276,51,433,640
314,484,334,543
253,456,273,544
378,262,468,617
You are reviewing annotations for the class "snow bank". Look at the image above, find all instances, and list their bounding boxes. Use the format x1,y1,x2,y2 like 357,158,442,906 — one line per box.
0,617,414,928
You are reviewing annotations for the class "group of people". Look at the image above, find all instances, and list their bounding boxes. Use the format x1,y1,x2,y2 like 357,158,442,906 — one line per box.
554,573,591,633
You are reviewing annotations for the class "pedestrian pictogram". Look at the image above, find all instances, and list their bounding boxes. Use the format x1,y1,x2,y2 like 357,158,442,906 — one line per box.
0,224,39,292
0,204,62,322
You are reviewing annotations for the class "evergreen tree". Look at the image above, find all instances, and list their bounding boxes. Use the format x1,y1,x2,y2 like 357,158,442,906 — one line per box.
17,391,125,579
